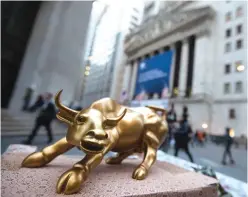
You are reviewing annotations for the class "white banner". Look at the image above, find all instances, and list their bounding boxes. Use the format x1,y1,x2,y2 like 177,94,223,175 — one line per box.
130,99,169,109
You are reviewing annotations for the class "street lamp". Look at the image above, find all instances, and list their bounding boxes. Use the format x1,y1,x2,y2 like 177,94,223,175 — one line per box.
79,3,109,101
202,123,208,129
84,71,90,76
236,64,245,72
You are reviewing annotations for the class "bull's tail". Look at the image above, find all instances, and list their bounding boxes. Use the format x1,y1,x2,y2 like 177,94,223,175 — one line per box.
146,105,166,120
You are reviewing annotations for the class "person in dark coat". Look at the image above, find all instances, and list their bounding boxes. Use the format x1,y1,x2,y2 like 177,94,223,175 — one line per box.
161,103,177,152
23,93,56,144
221,128,235,165
174,106,194,163
174,119,194,162
28,94,45,112
22,87,33,111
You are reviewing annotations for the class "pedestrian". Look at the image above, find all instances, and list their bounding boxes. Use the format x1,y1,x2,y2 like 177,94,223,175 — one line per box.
22,93,56,145
174,106,194,163
221,128,235,165
162,103,177,152
22,87,34,111
29,94,45,112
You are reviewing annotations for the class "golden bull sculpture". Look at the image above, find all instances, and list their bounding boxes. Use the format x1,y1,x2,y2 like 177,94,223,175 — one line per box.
22,90,168,194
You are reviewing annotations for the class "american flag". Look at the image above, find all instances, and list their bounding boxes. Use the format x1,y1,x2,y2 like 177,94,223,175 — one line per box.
161,84,169,98
120,90,128,103
135,89,147,101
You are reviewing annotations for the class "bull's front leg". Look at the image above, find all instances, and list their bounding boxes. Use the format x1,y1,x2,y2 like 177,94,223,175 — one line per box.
56,142,117,194
132,131,159,180
56,153,104,194
22,137,74,168
56,129,119,194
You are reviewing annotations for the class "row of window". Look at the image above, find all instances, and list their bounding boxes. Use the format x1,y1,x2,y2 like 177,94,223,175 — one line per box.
225,24,242,37
224,81,243,94
224,61,245,74
225,6,243,22
225,39,243,52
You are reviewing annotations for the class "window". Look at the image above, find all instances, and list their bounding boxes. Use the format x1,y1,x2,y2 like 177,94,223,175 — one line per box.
132,15,138,22
226,29,231,38
236,24,242,34
236,39,243,49
225,12,231,22
225,42,231,52
224,83,231,94
235,81,243,93
229,109,236,119
133,8,139,13
235,61,245,72
225,64,231,74
236,6,243,17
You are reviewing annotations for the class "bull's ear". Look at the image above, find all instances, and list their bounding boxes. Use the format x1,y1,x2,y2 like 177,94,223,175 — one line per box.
103,107,127,127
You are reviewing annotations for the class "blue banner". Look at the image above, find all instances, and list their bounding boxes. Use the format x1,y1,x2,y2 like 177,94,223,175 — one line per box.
134,50,173,100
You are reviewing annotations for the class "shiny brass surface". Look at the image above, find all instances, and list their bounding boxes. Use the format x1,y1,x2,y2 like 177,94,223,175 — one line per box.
22,90,168,194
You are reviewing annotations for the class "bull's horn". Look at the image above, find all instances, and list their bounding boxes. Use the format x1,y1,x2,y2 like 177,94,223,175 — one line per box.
55,90,79,117
104,107,127,126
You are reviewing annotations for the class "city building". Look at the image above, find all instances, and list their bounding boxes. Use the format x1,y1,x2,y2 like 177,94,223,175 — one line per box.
2,1,93,109
80,0,144,107
122,1,247,136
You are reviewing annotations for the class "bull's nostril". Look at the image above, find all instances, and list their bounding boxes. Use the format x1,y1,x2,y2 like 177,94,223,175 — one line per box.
86,131,95,137
104,133,108,138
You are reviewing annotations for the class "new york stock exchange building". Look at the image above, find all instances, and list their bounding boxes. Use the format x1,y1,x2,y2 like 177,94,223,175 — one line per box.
121,1,247,137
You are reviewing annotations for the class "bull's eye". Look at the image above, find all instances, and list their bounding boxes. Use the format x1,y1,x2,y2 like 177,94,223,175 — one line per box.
76,115,86,124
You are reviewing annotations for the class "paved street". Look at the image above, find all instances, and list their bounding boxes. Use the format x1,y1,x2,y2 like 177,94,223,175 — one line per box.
166,142,247,183
1,133,247,183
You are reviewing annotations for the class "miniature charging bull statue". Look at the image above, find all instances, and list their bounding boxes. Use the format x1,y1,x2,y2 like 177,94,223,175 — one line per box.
22,90,168,194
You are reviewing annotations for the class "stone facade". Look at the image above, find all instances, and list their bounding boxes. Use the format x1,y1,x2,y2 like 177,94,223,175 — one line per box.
122,1,247,136
9,1,93,109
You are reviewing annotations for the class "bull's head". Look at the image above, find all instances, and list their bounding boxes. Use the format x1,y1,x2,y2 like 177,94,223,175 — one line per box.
55,90,127,154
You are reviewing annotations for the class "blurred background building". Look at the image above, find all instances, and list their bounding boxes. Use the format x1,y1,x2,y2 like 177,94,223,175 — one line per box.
2,1,93,109
123,1,247,137
79,0,144,107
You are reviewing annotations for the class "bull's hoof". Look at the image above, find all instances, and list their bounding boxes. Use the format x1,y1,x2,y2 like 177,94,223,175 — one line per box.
132,165,148,180
56,168,85,195
22,152,47,168
105,157,122,165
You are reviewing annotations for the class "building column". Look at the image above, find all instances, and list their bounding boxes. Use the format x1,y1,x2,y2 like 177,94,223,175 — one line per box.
9,1,93,110
192,34,210,95
169,44,175,96
172,41,182,97
179,39,189,96
121,64,132,96
129,61,139,101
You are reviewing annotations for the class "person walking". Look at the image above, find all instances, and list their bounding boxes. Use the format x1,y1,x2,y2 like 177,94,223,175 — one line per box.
23,93,56,145
162,103,177,152
28,94,45,112
22,87,34,111
221,128,235,165
174,106,194,163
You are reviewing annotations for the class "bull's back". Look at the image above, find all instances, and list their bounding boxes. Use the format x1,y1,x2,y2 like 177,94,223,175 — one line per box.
131,107,168,145
112,109,144,152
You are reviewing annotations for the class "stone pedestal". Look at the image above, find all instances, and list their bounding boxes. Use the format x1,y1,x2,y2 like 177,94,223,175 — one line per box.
2,145,218,197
